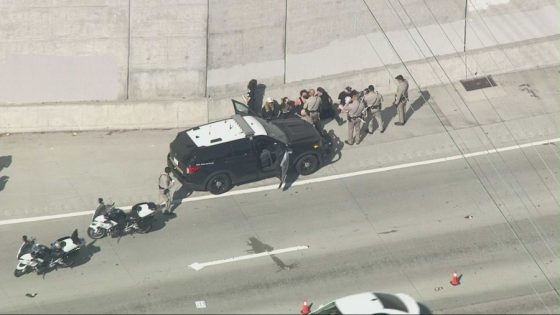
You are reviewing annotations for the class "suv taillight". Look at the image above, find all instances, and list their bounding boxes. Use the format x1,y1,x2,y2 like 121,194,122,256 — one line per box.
186,165,200,175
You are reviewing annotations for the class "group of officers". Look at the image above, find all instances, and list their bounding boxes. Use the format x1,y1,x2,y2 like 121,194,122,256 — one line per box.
337,74,409,145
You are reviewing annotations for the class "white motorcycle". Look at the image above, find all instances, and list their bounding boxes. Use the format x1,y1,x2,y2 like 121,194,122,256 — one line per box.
87,198,157,239
14,230,85,277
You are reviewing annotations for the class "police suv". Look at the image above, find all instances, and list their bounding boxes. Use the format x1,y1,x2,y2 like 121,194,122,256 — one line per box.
167,100,332,194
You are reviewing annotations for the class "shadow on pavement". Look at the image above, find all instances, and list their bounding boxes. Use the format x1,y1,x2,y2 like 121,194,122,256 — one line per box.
71,240,101,268
149,211,178,233
381,103,397,132
0,175,9,192
419,302,433,315
246,237,297,271
0,155,12,172
405,90,430,122
169,184,193,213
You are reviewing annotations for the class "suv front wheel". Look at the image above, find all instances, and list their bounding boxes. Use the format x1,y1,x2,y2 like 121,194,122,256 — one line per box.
295,154,319,176
206,173,232,195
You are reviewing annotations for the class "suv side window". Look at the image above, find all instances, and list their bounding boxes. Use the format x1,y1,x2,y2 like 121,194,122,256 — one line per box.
229,139,252,157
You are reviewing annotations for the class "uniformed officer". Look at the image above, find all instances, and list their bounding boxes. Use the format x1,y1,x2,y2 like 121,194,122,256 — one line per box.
364,85,385,133
303,89,322,130
341,90,364,145
393,75,409,126
158,167,175,214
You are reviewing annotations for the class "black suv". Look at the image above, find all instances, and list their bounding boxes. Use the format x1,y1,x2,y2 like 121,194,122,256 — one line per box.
167,100,332,194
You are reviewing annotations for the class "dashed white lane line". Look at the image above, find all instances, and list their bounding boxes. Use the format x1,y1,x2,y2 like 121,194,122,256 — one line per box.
0,137,558,227
188,245,309,271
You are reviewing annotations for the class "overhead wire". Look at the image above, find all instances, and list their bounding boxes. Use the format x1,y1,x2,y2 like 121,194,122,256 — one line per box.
360,0,559,299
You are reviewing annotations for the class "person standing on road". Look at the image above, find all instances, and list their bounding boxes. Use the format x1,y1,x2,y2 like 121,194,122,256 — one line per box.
159,167,175,215
244,79,258,115
341,90,364,145
393,75,409,126
304,89,322,130
364,85,385,134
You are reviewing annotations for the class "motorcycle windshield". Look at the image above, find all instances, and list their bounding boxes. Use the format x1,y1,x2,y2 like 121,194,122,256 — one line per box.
92,203,114,220
17,242,31,259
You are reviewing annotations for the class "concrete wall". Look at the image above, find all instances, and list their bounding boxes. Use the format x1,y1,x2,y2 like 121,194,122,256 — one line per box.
0,0,559,132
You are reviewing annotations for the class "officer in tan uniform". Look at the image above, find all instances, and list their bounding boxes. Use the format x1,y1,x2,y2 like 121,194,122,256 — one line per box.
364,85,385,134
393,75,409,125
341,90,364,145
159,167,175,214
303,89,322,130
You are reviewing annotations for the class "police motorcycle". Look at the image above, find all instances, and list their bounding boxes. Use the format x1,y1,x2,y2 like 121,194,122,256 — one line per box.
87,198,157,239
14,230,85,277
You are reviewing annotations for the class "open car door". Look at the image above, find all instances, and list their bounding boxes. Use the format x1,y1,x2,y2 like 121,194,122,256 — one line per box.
278,149,290,189
232,99,260,116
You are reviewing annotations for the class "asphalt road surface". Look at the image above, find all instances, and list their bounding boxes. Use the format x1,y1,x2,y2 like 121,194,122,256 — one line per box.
0,67,559,314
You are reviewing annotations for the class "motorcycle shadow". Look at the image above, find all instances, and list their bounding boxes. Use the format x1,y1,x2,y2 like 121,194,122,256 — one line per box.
69,240,100,269
148,212,177,234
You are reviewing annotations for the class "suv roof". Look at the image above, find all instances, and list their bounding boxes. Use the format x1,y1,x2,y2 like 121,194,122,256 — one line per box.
186,115,267,147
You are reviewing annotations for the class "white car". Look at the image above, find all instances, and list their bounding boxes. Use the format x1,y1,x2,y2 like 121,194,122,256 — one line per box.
311,292,420,315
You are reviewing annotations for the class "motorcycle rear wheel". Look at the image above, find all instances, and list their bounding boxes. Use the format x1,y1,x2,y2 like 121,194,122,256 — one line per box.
87,227,106,239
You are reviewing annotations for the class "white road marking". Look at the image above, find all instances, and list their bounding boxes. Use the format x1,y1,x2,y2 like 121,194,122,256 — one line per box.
0,137,558,226
188,245,309,271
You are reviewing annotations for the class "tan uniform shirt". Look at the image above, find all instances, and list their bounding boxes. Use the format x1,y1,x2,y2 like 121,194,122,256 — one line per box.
303,95,321,112
395,80,409,104
342,99,364,118
364,91,383,108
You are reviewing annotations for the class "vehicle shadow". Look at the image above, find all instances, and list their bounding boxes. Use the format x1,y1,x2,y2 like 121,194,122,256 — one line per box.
282,129,342,192
246,237,298,271
148,211,178,234
419,302,433,315
405,90,430,122
70,240,101,268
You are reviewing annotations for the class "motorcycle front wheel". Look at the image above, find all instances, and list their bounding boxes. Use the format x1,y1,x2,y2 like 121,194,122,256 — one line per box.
87,227,106,239
14,268,26,277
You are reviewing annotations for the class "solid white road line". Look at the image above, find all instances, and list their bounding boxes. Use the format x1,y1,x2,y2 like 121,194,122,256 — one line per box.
188,245,309,271
1,137,558,226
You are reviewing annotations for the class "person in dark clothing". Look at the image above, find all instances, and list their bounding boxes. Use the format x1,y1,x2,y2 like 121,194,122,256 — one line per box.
317,87,344,125
261,97,279,120
294,89,309,112
245,79,258,114
338,86,353,106
278,97,294,119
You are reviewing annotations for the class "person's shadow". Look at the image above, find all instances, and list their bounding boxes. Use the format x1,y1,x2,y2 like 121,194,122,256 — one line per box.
325,129,343,164
170,185,193,213
246,237,297,271
0,155,12,173
405,90,430,122
381,103,397,132
0,176,9,192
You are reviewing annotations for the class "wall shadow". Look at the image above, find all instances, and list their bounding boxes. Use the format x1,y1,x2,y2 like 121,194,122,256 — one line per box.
246,237,297,271
405,90,430,122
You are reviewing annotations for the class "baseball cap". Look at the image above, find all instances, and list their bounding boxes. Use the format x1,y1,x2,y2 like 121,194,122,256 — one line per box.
266,97,273,103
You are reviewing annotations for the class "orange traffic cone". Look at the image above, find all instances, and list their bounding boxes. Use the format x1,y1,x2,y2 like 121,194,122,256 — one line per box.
300,300,310,315
450,271,460,286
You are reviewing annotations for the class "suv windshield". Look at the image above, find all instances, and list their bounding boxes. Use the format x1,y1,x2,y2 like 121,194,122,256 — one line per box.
375,293,408,312
254,116,288,144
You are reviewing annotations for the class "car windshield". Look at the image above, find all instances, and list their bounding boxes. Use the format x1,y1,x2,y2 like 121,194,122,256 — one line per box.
254,116,288,143
313,302,342,315
375,293,408,313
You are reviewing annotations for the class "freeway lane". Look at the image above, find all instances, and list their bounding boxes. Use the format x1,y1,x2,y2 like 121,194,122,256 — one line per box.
0,144,558,314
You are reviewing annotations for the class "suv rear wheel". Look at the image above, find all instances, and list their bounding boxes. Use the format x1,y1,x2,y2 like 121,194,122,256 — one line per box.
206,173,232,195
296,154,319,176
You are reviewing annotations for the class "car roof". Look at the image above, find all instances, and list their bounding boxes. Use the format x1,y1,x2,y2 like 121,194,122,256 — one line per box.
334,292,385,314
186,115,267,147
